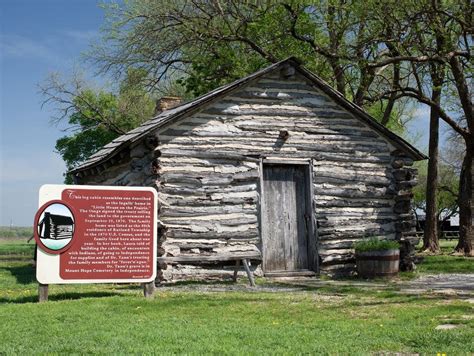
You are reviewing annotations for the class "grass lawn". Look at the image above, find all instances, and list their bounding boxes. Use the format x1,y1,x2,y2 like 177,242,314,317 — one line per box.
0,226,33,238
415,240,473,274
0,237,35,262
1,237,472,354
0,261,473,354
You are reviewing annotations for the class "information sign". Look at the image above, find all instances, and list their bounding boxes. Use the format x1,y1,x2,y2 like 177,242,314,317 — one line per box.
34,185,157,284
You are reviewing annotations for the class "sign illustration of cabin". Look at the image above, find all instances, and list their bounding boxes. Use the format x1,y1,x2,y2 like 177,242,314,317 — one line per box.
38,212,74,240
70,57,426,281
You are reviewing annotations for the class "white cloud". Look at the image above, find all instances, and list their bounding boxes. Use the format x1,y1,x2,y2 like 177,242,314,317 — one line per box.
0,34,58,62
63,30,98,43
0,29,98,64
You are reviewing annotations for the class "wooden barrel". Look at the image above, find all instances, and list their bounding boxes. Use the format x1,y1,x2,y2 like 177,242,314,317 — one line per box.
355,249,399,278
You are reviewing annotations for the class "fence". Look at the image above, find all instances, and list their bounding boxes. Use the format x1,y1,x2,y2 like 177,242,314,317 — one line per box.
414,231,460,240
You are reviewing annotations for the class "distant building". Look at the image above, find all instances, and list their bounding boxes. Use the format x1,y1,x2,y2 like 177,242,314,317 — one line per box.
416,214,460,232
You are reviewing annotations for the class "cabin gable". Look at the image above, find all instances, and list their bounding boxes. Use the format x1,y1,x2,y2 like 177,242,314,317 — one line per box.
151,70,414,279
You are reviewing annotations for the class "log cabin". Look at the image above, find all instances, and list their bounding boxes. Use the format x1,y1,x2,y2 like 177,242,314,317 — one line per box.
38,212,74,240
70,57,426,281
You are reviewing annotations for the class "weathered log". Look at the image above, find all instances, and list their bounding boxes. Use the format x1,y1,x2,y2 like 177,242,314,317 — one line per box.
318,230,397,240
394,220,416,232
313,185,395,199
159,140,390,156
162,216,258,227
160,183,257,196
158,252,261,263
165,229,259,240
391,159,404,169
159,195,257,208
161,205,256,217
314,175,390,187
319,263,356,276
315,198,393,208
394,201,411,214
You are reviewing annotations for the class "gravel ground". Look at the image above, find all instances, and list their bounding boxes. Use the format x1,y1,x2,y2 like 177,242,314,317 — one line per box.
157,274,474,296
398,273,474,296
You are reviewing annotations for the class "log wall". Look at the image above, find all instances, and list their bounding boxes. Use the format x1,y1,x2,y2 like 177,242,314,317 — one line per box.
80,69,419,280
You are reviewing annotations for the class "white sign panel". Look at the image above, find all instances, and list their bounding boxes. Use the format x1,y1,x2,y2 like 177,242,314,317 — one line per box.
34,185,157,284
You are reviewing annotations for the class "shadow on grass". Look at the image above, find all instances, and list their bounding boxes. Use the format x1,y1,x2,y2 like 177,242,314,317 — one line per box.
0,264,36,284
1,290,279,306
0,290,124,304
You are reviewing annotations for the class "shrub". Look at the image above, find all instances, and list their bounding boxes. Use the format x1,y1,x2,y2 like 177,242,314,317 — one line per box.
354,238,399,253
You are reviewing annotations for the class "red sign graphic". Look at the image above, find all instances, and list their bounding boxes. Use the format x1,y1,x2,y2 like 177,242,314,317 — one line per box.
52,188,156,280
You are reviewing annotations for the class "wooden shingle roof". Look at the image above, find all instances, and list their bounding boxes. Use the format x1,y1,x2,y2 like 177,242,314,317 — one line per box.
70,57,426,175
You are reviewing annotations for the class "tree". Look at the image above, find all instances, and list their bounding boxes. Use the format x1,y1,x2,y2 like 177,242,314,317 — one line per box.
40,69,156,182
376,0,473,255
92,0,417,125
443,132,467,251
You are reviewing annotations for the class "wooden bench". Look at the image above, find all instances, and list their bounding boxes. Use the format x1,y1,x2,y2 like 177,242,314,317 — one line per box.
157,253,261,287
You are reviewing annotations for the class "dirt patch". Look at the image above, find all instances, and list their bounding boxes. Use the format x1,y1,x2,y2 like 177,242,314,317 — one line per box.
158,274,474,297
399,274,474,296
435,324,460,330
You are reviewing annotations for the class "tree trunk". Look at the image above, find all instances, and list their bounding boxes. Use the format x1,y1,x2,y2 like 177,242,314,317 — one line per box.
380,63,400,127
422,110,440,252
422,68,442,253
455,139,473,255
326,4,345,96
448,54,473,256
329,60,346,96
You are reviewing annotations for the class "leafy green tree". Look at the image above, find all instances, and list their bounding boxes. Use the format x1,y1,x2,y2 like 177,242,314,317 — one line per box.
41,69,156,182
377,0,473,255
92,1,415,123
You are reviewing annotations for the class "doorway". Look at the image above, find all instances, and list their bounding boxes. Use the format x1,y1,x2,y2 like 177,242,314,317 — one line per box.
261,163,317,275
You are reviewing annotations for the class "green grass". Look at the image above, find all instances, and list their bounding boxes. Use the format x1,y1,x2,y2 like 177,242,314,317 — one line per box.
0,233,471,353
416,255,473,274
354,237,399,252
1,261,473,354
0,226,33,238
0,238,35,262
415,240,473,274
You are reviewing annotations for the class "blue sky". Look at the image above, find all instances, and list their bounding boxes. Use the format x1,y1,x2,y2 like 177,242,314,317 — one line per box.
0,0,455,227
0,0,104,226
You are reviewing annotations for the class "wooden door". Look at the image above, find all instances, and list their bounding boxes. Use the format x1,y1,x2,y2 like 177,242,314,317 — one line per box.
262,164,314,273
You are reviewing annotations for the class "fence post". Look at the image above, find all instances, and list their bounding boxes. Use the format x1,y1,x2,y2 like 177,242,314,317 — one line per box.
143,282,155,298
38,283,49,302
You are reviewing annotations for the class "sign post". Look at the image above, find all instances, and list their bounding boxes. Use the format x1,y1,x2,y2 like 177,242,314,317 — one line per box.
34,185,157,301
